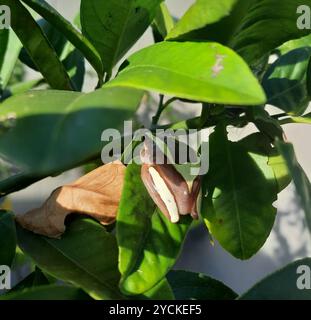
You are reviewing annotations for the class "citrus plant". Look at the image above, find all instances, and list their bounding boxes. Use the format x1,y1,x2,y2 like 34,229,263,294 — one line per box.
0,0,311,300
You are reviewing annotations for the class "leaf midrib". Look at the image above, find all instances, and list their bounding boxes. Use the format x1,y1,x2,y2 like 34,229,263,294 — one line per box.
224,139,246,259
89,1,141,72
109,3,133,70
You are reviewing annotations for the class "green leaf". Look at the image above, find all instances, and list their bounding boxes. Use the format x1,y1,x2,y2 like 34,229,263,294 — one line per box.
268,149,292,193
263,48,311,116
80,0,163,75
278,33,311,55
0,87,143,195
168,270,237,300
276,141,311,233
283,112,311,124
166,0,237,40
152,2,174,41
61,42,85,91
117,164,192,295
0,211,17,266
17,217,124,300
2,0,72,90
201,127,278,260
231,0,311,65
0,30,9,73
107,41,266,105
141,278,175,300
239,258,311,299
0,285,91,300
0,30,22,90
20,0,103,80
307,52,311,98
19,19,67,71
19,18,85,91
167,0,256,45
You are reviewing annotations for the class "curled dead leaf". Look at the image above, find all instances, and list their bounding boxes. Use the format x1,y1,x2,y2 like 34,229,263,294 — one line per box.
16,161,126,238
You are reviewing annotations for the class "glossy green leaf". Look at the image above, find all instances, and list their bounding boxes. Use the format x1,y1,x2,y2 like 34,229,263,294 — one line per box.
141,278,175,300
0,87,143,195
61,43,85,91
307,55,311,97
117,164,192,295
20,18,85,91
21,0,103,79
201,128,279,259
231,0,311,65
64,14,85,91
17,217,124,300
0,285,91,300
168,270,237,300
268,149,292,193
239,258,311,299
19,19,67,71
263,48,311,116
0,30,22,90
0,211,16,266
152,2,174,41
166,0,237,40
282,113,311,124
242,115,291,192
278,33,311,55
167,0,256,45
80,0,162,75
276,141,311,233
0,30,9,73
2,0,72,90
107,41,266,105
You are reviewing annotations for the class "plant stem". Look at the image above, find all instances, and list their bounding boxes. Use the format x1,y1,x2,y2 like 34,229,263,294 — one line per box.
200,103,210,129
96,74,104,89
104,70,112,84
278,118,295,125
152,96,176,126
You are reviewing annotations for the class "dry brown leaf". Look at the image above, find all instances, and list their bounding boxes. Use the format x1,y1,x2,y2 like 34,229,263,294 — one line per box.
16,161,126,238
